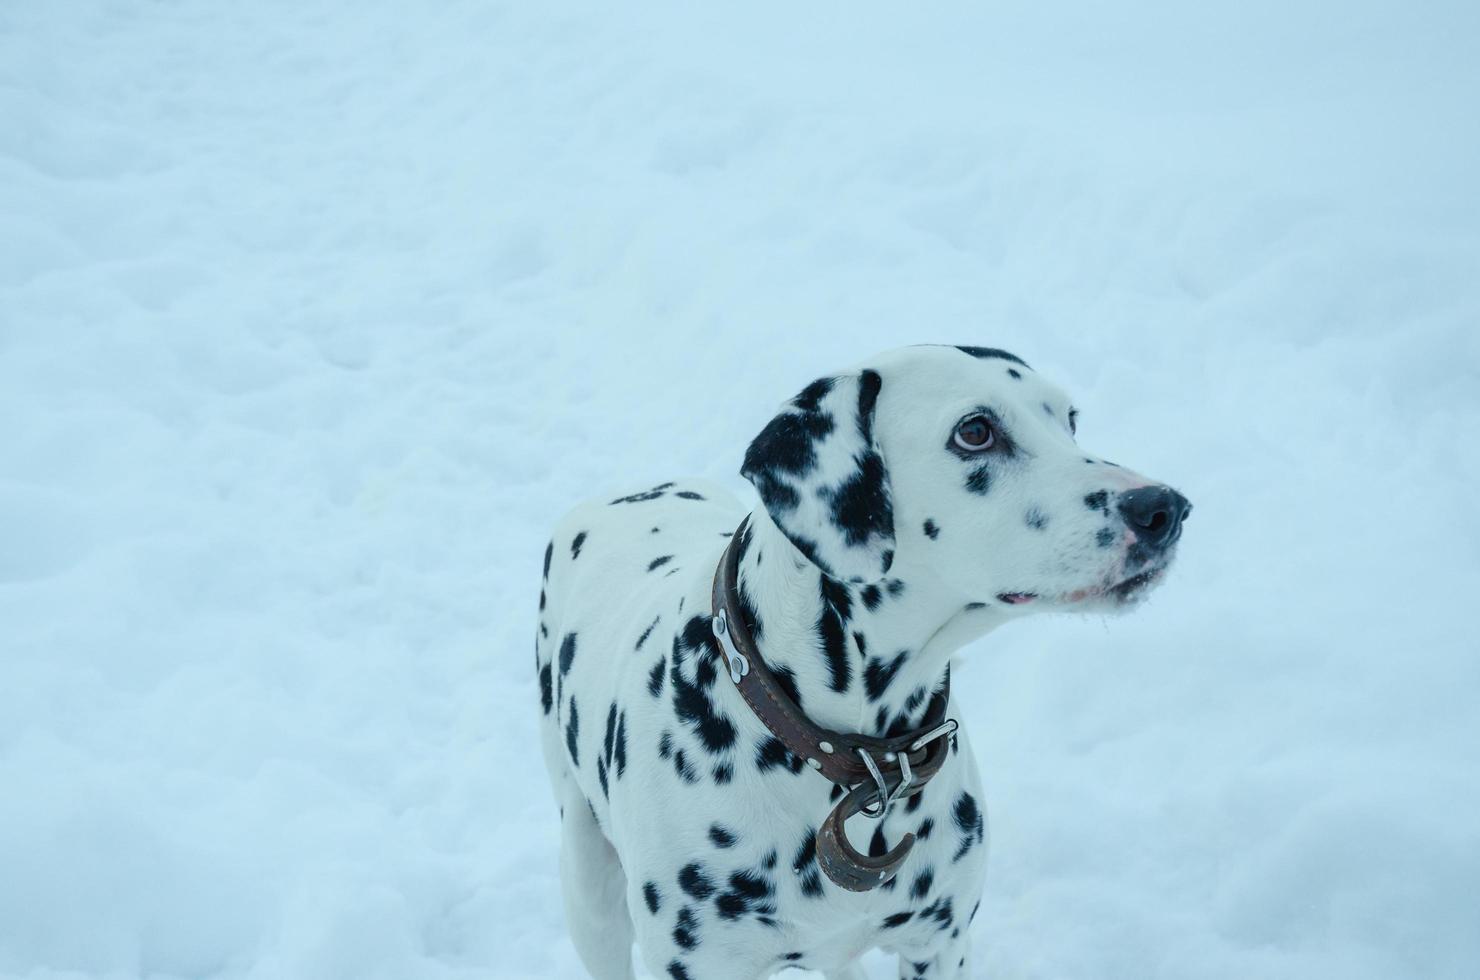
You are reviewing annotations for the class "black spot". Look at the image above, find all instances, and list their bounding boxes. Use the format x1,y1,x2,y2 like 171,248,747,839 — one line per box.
570,531,587,559
905,787,926,814
610,482,675,504
742,403,833,487
648,555,674,572
643,881,661,914
861,584,883,610
887,578,905,597
965,465,991,495
673,749,699,783
828,451,892,558
953,791,985,862
856,369,882,441
708,824,738,848
558,633,578,676
564,698,580,766
923,519,939,540
911,868,935,900
658,731,673,758
670,635,737,754
614,713,627,777
882,710,918,738
793,376,836,411
771,663,802,710
603,702,618,768
793,831,824,898
716,869,774,920
673,906,700,950
917,817,935,840
1042,401,1055,416
539,663,552,714
667,961,690,980
678,863,715,900
1097,527,1115,548
637,616,660,650
1025,508,1048,530
784,952,803,962
755,737,804,775
882,911,913,928
864,650,910,702
712,763,732,784
680,613,715,659
596,756,608,798
676,490,705,500
784,532,825,570
648,657,666,697
1084,490,1110,515
869,827,888,858
1007,367,1022,379
955,346,1030,368
542,540,554,579
922,896,955,930
829,783,845,803
818,577,853,694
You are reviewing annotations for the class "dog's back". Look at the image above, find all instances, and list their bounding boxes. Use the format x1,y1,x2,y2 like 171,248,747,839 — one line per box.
537,479,741,811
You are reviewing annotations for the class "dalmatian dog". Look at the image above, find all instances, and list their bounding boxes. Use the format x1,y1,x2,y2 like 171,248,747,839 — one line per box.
535,345,1190,979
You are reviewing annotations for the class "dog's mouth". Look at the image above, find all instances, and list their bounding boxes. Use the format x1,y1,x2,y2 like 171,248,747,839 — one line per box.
1105,565,1165,603
994,558,1171,610
995,563,1169,610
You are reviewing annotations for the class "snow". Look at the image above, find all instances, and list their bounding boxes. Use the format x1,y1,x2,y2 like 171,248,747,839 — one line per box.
2,1,1478,977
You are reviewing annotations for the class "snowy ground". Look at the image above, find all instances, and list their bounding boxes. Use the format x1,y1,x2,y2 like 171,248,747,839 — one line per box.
3,2,1478,978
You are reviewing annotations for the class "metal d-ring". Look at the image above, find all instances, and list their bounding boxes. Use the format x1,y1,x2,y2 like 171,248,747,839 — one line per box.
855,747,889,818
856,746,919,819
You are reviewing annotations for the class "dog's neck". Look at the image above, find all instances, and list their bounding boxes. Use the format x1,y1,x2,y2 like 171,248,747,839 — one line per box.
732,510,1008,736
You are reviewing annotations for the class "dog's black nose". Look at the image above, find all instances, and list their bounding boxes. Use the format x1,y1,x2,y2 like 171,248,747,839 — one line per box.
1117,486,1191,550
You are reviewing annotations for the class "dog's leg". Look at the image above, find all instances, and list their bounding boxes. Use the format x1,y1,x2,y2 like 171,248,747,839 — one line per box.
897,940,970,980
558,785,636,980
893,947,964,980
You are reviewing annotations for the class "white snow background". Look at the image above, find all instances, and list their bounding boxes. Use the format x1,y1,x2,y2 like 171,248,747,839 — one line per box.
3,1,1478,978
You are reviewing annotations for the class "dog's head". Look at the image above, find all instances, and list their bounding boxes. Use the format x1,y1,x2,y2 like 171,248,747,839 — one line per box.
741,345,1189,611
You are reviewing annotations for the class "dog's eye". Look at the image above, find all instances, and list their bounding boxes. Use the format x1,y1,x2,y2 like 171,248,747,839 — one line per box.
954,416,995,451
1069,409,1078,436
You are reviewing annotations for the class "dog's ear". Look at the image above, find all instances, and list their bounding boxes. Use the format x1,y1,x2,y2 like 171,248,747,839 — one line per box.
741,369,895,583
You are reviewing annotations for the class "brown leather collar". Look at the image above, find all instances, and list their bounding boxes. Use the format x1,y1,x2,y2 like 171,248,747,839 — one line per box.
710,516,958,892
